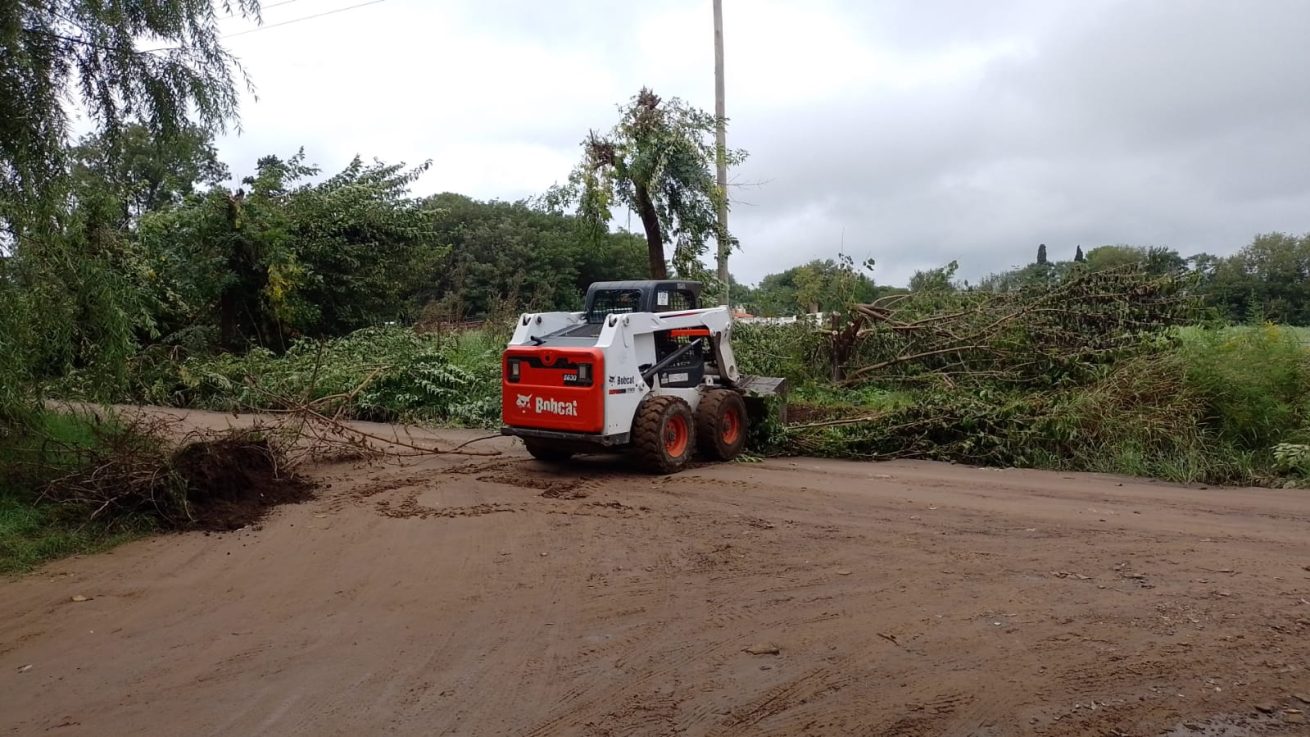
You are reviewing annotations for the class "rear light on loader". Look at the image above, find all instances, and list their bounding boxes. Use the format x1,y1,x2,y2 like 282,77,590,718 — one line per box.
507,358,522,382
563,362,593,387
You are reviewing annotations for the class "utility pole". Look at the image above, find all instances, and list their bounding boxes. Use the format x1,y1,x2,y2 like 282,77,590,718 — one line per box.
713,0,729,307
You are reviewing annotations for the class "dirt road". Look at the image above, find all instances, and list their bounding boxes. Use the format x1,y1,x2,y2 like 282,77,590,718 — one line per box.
4,415,1310,736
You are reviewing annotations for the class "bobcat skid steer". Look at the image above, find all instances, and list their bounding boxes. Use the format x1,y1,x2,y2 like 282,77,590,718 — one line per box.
500,280,786,473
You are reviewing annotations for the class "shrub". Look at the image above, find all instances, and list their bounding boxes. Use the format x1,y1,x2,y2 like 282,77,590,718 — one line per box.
778,324,1310,486
732,321,827,385
147,326,503,427
0,411,148,573
1178,324,1310,450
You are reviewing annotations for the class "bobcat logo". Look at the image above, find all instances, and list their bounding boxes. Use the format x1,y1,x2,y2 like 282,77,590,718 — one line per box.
515,394,532,409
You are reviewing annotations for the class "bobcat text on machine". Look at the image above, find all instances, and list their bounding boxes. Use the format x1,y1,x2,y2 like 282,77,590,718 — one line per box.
500,280,786,473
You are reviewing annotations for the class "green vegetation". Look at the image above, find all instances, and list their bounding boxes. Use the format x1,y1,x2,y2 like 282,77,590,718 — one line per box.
770,318,1310,487
123,296,1309,489
29,127,652,405
144,327,507,427
977,239,1310,327
0,412,153,573
0,497,148,575
4,5,1310,573
1,0,258,223
733,255,890,317
547,87,743,282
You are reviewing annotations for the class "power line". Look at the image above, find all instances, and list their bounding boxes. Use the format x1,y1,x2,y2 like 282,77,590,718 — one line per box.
22,0,386,56
223,0,391,39
125,0,391,53
20,28,132,54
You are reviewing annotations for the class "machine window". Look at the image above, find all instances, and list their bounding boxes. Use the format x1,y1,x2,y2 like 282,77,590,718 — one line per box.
656,289,696,313
586,289,643,323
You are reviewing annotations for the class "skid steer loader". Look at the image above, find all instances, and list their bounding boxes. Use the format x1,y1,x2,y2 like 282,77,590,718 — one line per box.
500,280,786,473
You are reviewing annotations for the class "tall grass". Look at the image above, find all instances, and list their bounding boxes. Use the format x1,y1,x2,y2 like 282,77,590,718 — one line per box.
1178,324,1310,449
1,412,153,574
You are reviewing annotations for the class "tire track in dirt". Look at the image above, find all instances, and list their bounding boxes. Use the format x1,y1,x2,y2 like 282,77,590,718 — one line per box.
6,417,1310,736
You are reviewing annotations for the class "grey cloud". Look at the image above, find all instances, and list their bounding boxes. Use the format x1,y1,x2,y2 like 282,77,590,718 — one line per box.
209,0,1310,289
724,0,1310,285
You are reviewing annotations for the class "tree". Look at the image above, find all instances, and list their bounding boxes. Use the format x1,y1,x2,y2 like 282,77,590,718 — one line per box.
1,0,258,231
978,244,1183,294
977,260,1064,292
1,0,259,424
551,88,745,281
1084,245,1185,275
418,193,647,320
726,274,756,312
137,152,440,349
909,260,960,293
742,257,877,316
1198,232,1310,324
69,123,229,230
1036,243,1048,265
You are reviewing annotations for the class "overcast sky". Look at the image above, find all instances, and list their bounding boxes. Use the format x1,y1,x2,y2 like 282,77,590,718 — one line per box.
209,0,1310,287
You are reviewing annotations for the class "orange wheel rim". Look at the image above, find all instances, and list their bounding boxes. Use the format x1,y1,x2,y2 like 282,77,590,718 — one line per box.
722,408,741,445
664,414,689,457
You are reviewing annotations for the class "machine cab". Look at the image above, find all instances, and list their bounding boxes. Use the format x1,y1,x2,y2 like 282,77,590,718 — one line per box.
584,281,709,388
582,281,702,321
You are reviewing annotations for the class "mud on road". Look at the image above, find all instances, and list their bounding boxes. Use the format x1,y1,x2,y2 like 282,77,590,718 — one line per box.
4,415,1310,736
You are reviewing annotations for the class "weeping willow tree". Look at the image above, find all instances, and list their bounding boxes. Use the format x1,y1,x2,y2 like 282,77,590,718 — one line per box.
1,0,259,224
0,0,260,427
550,88,746,281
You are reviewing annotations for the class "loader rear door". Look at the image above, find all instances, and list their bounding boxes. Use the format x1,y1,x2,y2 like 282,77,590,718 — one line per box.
502,347,605,433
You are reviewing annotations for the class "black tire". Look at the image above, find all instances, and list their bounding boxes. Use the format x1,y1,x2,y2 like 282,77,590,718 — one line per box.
524,439,573,463
695,389,748,461
632,395,696,474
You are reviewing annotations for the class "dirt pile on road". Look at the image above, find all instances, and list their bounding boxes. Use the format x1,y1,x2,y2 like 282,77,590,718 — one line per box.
42,425,313,531
171,437,314,530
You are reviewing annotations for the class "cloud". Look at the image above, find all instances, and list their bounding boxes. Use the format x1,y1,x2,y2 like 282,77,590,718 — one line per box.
211,0,1310,287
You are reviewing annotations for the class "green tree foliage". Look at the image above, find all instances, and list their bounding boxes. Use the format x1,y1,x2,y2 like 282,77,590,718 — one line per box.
0,258,36,427
1201,232,1310,324
1084,245,1186,275
164,327,505,426
0,0,258,229
419,193,647,320
979,245,1184,293
550,88,745,280
0,125,216,402
741,256,879,316
955,237,1310,326
909,260,961,293
137,152,439,349
8,234,141,396
25,135,653,383
977,261,1060,292
69,123,229,230
726,273,757,312
1,0,258,427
